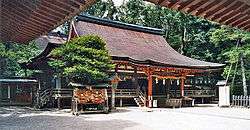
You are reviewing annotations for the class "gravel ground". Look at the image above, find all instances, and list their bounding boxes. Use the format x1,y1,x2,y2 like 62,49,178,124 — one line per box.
1,106,250,130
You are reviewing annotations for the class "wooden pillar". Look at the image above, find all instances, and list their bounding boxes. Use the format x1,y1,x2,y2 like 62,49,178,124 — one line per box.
120,98,123,107
180,78,185,97
55,76,61,89
0,86,2,100
111,88,115,109
111,65,119,110
134,68,139,95
57,98,61,109
8,85,10,99
166,79,171,99
147,75,153,107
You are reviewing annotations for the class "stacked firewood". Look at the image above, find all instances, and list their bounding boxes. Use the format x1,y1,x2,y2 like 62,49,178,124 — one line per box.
73,88,106,104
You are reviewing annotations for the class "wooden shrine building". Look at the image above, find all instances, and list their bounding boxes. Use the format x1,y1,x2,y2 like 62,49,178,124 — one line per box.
0,78,38,106
23,15,224,108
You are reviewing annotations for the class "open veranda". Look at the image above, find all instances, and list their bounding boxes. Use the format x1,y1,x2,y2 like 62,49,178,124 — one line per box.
1,106,250,130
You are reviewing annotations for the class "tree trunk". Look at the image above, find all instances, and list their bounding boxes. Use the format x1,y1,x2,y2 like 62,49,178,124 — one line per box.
231,59,239,88
164,21,170,40
180,27,187,55
237,38,247,96
240,54,247,96
225,38,240,86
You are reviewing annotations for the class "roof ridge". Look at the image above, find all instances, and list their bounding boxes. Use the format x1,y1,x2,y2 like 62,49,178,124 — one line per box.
76,14,164,35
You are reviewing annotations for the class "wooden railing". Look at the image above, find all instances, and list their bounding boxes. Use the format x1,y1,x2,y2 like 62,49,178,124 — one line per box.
36,88,53,108
169,90,216,97
108,89,137,97
52,89,138,98
231,95,250,107
53,88,73,98
138,91,146,102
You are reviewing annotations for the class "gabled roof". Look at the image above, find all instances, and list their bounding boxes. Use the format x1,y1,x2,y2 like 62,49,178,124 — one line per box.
21,33,67,69
72,15,224,69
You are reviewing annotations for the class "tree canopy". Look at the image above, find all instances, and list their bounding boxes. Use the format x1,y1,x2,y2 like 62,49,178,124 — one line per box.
0,42,40,78
48,35,114,84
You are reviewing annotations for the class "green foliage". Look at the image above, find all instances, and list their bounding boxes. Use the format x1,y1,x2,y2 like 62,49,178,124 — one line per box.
0,42,41,78
209,25,250,95
48,35,114,84
84,0,118,20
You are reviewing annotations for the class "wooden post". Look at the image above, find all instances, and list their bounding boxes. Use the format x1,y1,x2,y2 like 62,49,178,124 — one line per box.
134,68,139,95
57,98,61,109
120,98,123,107
111,65,119,110
166,79,170,99
180,78,185,97
148,75,153,108
8,85,10,99
111,88,115,109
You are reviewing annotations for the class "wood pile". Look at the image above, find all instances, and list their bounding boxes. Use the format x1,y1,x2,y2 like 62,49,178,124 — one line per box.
73,88,106,104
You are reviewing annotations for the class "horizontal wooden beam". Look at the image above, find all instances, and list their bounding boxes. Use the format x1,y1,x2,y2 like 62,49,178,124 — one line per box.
190,0,215,16
0,0,97,42
225,5,249,25
238,19,250,28
231,15,250,27
219,3,245,23
2,8,54,28
205,0,237,20
7,1,60,24
42,1,74,14
178,0,200,11
15,0,63,21
168,0,181,9
242,23,250,30
212,1,242,22
2,12,50,32
186,1,210,14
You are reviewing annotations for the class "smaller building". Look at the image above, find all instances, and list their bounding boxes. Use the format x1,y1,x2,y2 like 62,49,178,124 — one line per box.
0,79,38,106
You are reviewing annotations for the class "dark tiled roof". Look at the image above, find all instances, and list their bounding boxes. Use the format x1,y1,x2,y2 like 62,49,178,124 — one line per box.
22,33,67,69
73,15,224,69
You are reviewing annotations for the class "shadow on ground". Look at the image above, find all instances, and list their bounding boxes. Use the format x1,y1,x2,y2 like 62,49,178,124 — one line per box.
0,106,70,115
0,107,138,130
0,115,138,130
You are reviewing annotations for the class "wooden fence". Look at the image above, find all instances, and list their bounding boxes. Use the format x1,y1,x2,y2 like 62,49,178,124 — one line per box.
231,95,250,107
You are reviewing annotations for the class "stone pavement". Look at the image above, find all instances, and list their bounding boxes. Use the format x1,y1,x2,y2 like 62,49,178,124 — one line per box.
1,106,250,130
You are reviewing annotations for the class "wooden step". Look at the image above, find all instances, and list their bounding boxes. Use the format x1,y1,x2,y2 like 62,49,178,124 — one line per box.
134,97,145,107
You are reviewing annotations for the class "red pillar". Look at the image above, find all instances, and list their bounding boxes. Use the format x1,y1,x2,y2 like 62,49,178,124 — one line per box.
180,78,185,97
148,75,153,107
